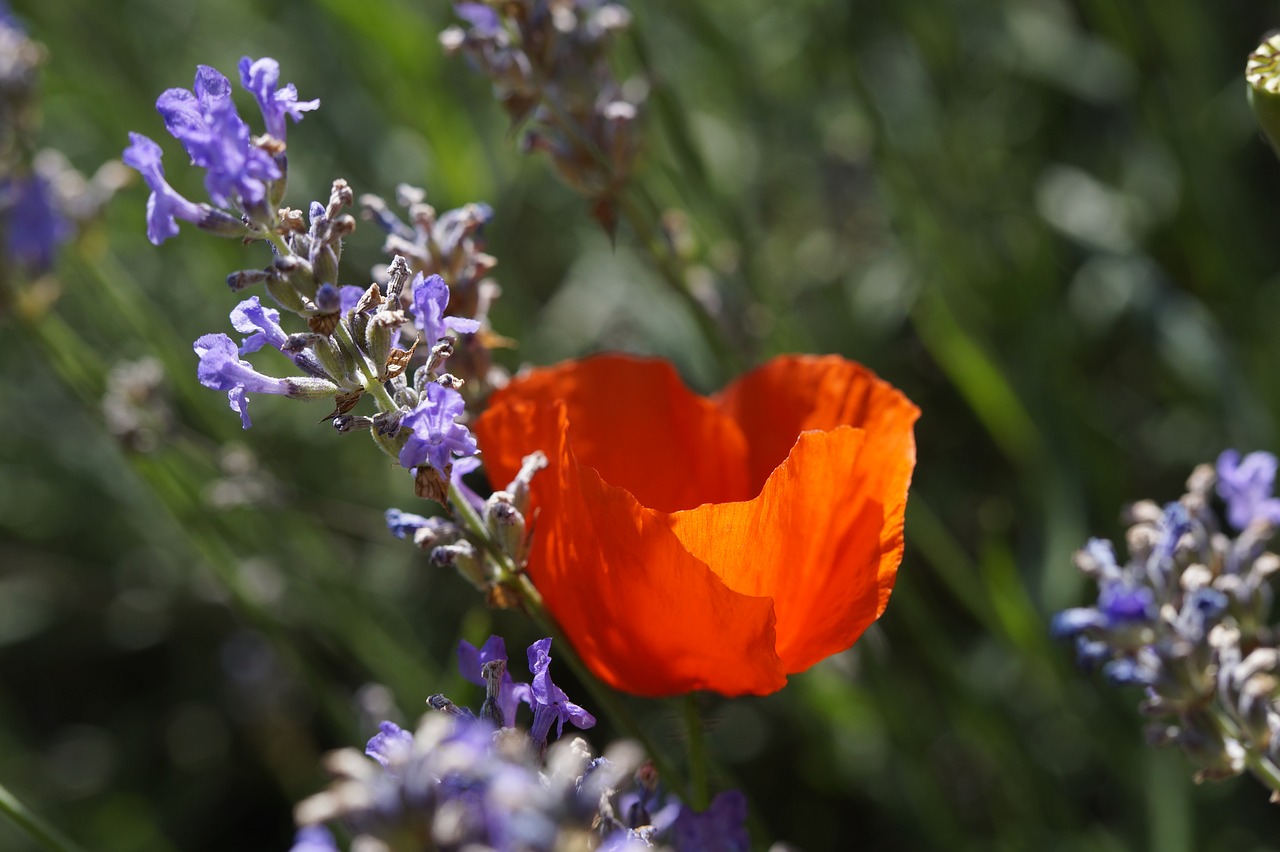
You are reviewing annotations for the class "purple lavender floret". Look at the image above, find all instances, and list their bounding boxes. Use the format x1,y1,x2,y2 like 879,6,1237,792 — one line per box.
1,173,69,272
229,296,289,354
457,635,531,728
454,2,502,33
450,455,486,513
1217,449,1280,531
156,65,282,210
671,790,750,852
193,332,335,428
194,333,292,428
288,825,339,852
397,382,478,471
122,132,212,245
365,720,414,770
527,638,596,748
411,272,481,344
237,56,319,142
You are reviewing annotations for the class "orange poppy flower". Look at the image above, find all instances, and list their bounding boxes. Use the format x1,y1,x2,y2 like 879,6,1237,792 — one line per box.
474,354,919,697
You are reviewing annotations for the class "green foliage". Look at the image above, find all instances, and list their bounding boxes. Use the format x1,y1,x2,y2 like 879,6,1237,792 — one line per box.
3,0,1280,849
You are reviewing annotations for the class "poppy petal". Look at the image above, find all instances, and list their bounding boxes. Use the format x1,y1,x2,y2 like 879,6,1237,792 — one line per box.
667,425,908,671
474,397,786,696
716,354,920,497
479,355,751,512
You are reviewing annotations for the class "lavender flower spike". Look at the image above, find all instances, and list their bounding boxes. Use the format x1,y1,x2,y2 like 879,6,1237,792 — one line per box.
238,57,319,142
411,272,481,344
397,382,478,471
527,638,595,749
194,333,336,428
1217,449,1280,531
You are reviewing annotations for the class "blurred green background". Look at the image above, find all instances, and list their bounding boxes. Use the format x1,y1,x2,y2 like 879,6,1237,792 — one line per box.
3,0,1280,849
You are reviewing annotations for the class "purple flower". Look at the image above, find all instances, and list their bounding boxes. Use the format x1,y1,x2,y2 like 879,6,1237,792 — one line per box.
397,383,478,471
194,333,338,428
229,296,288,354
455,2,502,32
1217,449,1280,531
155,65,281,209
237,56,319,142
122,132,208,245
1,173,69,272
366,721,415,769
671,790,750,852
450,455,485,513
385,508,431,539
289,826,339,852
338,285,366,315
1097,582,1156,624
411,272,481,345
527,638,595,748
457,635,530,727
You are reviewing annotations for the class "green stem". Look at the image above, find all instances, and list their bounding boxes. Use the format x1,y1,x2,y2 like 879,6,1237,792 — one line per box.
683,694,709,810
0,780,84,852
332,319,398,411
1211,707,1280,795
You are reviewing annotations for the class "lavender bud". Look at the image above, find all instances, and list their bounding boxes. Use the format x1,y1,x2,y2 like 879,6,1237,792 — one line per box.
227,268,271,293
429,540,486,590
292,350,337,382
315,283,341,313
484,491,527,562
282,376,341,401
196,205,251,238
372,409,402,437
426,694,475,720
332,414,374,433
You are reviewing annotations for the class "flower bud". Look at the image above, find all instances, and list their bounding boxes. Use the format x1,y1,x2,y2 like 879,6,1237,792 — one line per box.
268,256,314,312
485,490,527,562
227,268,272,293
1248,34,1280,158
196,205,251,238
429,540,486,590
281,376,340,401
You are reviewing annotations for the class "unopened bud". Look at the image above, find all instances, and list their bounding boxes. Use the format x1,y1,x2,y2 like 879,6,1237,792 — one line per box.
315,283,341,314
332,414,374,433
485,491,527,561
283,377,341,401
372,409,402,437
227,268,271,292
508,451,548,516
196,205,250,238
1248,34,1280,158
429,540,486,590
312,243,339,288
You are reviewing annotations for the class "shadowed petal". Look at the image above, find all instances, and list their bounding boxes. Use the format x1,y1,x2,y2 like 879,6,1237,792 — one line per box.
481,355,750,513
716,354,919,497
476,398,784,696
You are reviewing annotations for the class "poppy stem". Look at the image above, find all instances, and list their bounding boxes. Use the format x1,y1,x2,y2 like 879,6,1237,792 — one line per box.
683,694,710,810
